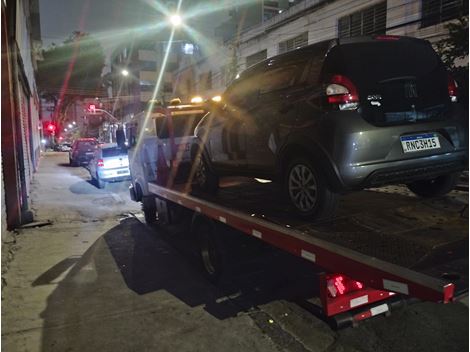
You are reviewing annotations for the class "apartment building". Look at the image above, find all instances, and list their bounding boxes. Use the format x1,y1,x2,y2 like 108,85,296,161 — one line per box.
179,0,468,99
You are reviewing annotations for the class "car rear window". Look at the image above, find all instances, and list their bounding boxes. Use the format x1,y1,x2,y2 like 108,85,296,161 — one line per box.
77,141,97,150
323,40,442,86
102,148,127,158
323,39,449,125
156,111,206,139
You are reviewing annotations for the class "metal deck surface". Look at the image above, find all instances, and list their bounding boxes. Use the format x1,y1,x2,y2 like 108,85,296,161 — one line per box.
189,179,468,296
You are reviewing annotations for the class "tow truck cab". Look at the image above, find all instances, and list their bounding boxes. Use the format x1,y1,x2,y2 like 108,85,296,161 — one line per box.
127,99,207,202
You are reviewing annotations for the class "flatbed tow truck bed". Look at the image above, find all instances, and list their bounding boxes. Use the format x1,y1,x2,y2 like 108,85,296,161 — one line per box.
146,178,468,326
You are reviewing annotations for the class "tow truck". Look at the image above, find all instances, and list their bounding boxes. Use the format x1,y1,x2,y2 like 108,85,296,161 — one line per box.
125,98,468,328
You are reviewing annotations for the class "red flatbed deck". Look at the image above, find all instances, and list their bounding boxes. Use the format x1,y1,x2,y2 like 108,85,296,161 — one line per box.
148,178,468,303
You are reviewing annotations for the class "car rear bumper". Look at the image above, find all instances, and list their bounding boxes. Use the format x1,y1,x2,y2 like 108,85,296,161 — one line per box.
98,168,131,182
360,154,467,188
318,111,468,190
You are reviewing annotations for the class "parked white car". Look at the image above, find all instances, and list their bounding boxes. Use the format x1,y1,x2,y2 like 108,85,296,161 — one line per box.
88,143,130,189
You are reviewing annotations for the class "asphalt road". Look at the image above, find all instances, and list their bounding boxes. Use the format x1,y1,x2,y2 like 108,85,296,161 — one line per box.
2,152,468,352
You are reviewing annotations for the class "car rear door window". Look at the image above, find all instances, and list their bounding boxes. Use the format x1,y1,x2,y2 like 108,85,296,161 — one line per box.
323,40,449,125
258,64,300,94
157,111,206,139
102,148,126,158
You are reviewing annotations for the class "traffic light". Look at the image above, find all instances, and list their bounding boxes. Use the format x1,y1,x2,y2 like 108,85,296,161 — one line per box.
87,104,96,113
46,122,56,133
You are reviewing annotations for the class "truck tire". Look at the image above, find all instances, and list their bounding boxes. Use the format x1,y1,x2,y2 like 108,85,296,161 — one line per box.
407,173,459,198
194,153,219,194
142,196,157,224
192,217,225,283
285,157,339,221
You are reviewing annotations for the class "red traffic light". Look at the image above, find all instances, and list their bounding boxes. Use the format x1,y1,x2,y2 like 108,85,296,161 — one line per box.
46,123,56,132
88,104,96,113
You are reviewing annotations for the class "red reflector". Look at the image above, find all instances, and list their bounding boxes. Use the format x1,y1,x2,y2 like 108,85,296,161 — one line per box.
447,74,458,102
97,159,104,167
375,35,400,41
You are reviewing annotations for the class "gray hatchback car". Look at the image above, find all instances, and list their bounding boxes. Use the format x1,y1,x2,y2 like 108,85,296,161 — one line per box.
192,36,467,220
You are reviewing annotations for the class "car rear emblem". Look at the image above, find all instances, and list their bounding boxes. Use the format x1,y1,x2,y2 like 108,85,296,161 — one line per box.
404,81,418,98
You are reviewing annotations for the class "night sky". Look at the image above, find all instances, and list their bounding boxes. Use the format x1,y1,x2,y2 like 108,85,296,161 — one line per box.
39,0,231,62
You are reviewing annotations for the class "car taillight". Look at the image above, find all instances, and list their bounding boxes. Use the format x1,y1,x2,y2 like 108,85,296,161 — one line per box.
447,74,458,103
97,159,104,167
326,75,359,110
327,274,364,298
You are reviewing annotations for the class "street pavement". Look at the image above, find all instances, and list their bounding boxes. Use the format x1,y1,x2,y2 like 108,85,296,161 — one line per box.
1,152,468,352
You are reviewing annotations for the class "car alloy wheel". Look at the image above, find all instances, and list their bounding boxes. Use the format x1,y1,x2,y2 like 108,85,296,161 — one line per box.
288,164,318,212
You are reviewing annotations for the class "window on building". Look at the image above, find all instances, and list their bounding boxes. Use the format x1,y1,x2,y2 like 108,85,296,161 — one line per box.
139,80,155,92
278,32,308,54
139,61,156,71
183,43,194,55
246,49,267,68
338,2,386,38
421,0,468,27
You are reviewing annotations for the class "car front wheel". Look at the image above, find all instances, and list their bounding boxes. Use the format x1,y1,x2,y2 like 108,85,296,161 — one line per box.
285,157,338,221
407,173,460,198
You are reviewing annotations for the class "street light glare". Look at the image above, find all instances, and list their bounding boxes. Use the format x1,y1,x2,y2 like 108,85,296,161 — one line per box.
169,14,182,27
121,69,129,77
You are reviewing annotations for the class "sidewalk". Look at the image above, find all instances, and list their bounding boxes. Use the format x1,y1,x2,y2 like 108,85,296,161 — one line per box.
1,153,283,352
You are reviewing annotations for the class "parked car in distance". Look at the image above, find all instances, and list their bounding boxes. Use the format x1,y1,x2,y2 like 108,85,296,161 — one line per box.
192,35,467,220
88,143,130,189
54,143,72,152
69,138,99,166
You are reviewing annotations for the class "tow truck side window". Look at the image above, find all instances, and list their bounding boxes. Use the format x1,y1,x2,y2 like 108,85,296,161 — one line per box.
156,111,206,139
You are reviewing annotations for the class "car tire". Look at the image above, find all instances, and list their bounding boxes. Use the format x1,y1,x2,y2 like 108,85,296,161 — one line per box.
96,176,105,189
194,152,219,194
285,157,339,221
142,196,157,225
407,173,460,198
193,218,226,284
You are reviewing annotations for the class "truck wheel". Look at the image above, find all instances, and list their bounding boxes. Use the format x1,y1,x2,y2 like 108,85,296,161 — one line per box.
194,153,219,194
142,196,157,224
407,173,459,198
285,157,338,221
193,218,224,283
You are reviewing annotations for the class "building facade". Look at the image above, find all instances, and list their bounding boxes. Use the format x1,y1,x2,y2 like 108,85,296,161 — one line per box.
176,0,468,100
1,0,42,233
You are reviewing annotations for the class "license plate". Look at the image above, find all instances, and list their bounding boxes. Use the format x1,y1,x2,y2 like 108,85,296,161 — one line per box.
117,170,127,175
400,133,440,153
